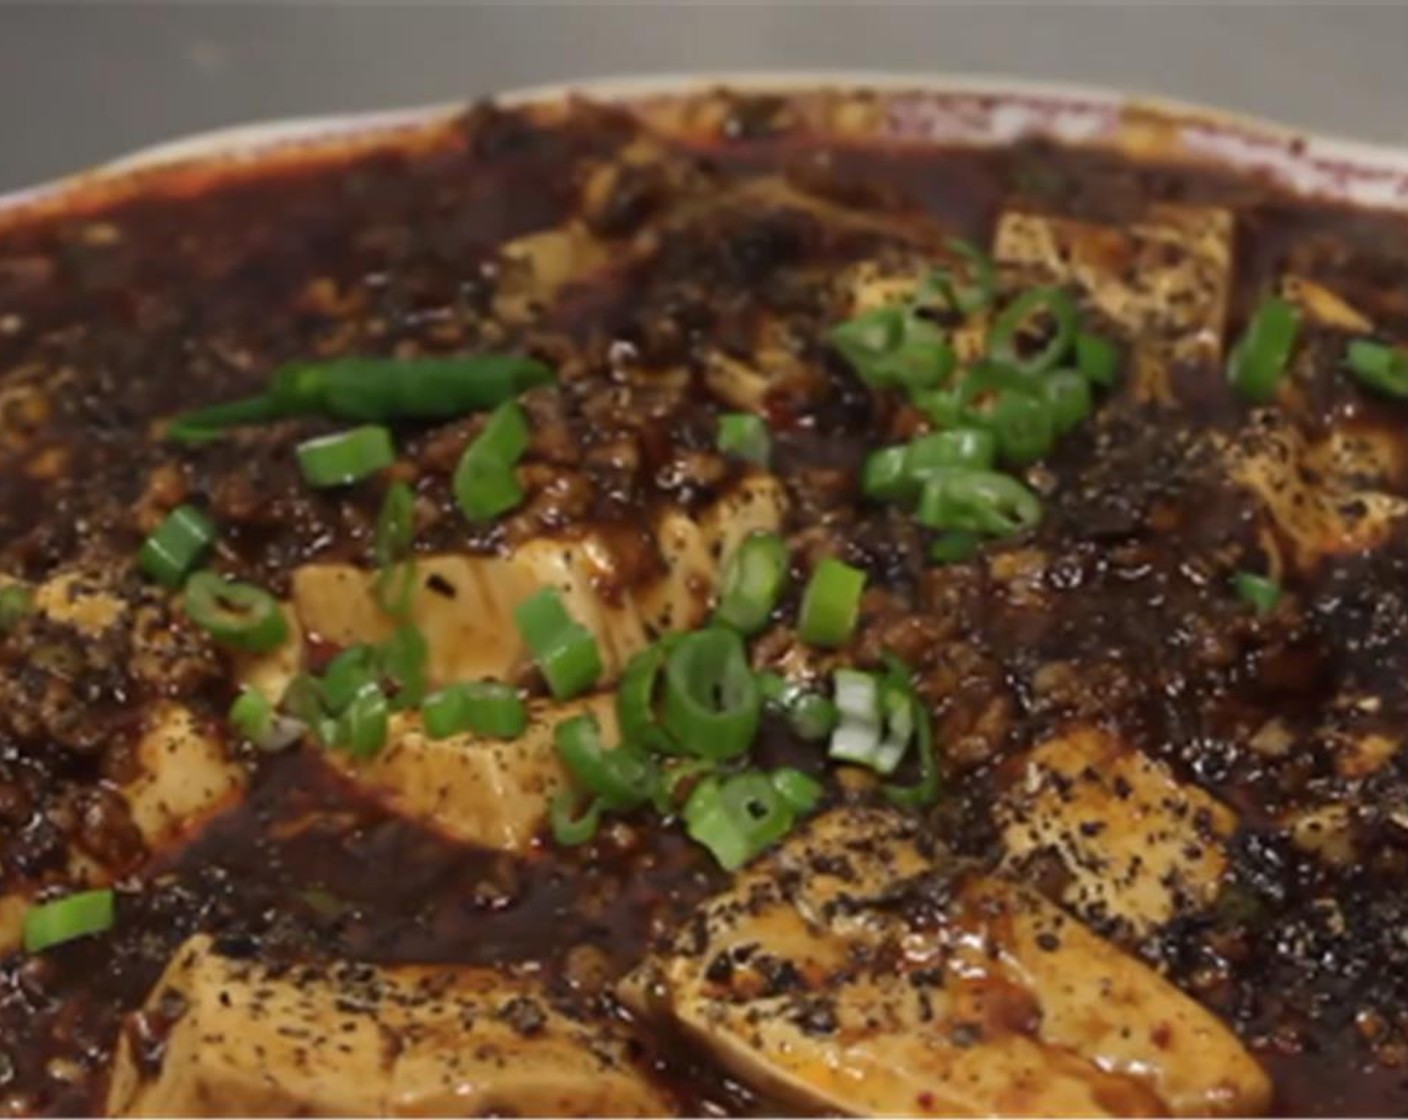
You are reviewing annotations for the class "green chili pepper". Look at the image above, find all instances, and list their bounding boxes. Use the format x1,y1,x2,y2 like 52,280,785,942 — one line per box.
167,354,554,441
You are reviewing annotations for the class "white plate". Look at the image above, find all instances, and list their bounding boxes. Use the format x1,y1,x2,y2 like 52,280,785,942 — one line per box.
5,71,1408,219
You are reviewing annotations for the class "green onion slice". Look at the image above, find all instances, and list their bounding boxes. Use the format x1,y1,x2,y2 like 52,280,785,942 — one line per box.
788,692,839,742
373,481,417,619
985,390,1056,465
229,689,273,740
0,583,33,633
513,588,603,700
907,427,999,477
861,445,911,502
987,287,1078,375
24,889,115,953
296,425,395,487
943,237,998,313
716,413,772,467
454,402,531,524
334,683,390,759
549,791,603,847
917,469,1041,538
797,557,866,649
422,680,527,740
770,767,824,814
554,713,659,811
139,505,216,588
1043,370,1094,436
683,772,794,871
714,531,788,635
617,640,677,752
1346,339,1408,398
661,627,762,761
828,668,909,774
930,530,981,565
183,571,289,653
1234,571,1281,616
1076,332,1119,387
1227,296,1300,404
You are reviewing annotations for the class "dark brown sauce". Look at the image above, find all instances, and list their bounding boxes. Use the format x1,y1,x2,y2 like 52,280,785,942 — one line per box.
5,96,1408,1115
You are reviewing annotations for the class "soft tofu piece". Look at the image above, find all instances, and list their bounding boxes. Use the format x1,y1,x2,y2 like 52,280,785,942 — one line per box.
324,694,617,852
1228,415,1408,571
106,934,670,1117
121,701,246,848
994,205,1234,404
625,806,1269,1118
292,476,786,688
998,726,1237,936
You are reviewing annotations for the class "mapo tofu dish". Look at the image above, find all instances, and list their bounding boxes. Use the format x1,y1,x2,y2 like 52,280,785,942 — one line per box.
3,86,1408,1117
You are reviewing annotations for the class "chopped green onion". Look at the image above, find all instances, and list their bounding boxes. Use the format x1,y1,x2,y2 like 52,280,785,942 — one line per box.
882,673,940,809
915,387,963,429
755,670,791,706
797,558,866,649
1228,296,1300,404
549,791,603,846
1346,339,1408,398
422,683,472,739
229,689,273,740
930,530,981,565
296,425,395,487
515,587,573,649
378,624,429,711
1043,370,1095,435
829,306,905,383
617,639,678,752
513,588,602,700
907,427,998,476
716,413,771,467
554,713,659,810
987,287,1077,375
373,482,417,619
1076,332,1119,387
183,571,289,653
861,445,911,502
771,767,824,814
787,692,838,742
661,627,762,761
423,680,528,740
334,683,389,759
320,645,380,715
453,402,531,524
714,531,788,635
683,772,794,871
829,668,908,773
538,627,602,701
0,583,33,632
455,455,523,525
139,505,216,588
917,469,1041,538
24,889,115,953
986,390,1056,465
472,400,532,464
1234,571,1281,616
830,307,954,391
886,318,956,394
944,237,998,313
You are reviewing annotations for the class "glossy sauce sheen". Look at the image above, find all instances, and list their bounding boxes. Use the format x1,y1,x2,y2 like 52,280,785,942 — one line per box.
3,95,1408,1115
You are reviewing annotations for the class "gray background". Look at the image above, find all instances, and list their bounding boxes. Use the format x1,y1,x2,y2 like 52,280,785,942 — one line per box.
2,2,1408,192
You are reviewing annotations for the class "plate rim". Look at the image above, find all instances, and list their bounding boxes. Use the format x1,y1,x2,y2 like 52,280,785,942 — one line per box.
6,70,1408,219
